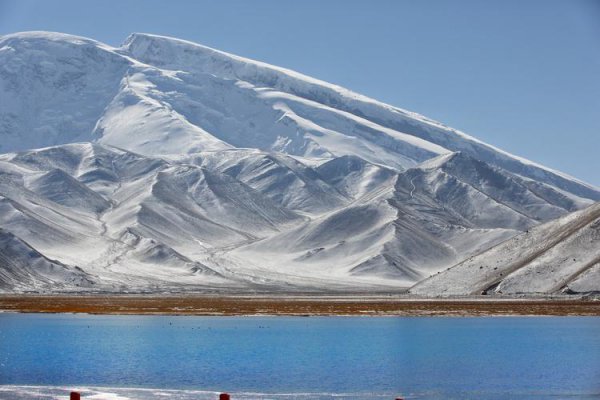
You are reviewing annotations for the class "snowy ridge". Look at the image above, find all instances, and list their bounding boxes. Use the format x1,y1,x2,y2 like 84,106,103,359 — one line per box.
0,31,599,293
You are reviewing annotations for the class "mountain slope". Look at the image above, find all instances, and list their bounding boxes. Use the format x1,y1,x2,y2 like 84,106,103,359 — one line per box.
0,32,129,152
0,228,94,292
183,149,349,214
410,202,600,296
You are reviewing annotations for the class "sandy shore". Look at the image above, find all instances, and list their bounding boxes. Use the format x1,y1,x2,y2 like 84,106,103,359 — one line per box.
1,295,599,316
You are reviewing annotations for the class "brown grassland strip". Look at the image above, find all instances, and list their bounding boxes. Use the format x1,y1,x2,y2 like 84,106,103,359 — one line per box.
0,296,599,316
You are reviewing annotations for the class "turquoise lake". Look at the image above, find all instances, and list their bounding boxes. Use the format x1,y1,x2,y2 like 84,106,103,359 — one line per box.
0,314,599,399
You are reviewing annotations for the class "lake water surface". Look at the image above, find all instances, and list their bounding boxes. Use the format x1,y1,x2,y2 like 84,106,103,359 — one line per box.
0,314,599,399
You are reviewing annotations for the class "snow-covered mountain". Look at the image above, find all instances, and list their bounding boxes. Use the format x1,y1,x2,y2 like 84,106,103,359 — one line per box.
0,31,598,293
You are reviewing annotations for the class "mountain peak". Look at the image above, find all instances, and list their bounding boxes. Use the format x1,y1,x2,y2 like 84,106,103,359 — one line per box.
120,32,220,65
122,32,215,52
1,30,95,43
0,31,113,53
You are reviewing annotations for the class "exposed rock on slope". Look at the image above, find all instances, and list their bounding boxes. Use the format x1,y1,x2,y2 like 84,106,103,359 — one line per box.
410,202,600,296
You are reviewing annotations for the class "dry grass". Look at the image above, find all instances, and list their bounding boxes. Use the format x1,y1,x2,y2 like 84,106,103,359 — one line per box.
1,295,599,316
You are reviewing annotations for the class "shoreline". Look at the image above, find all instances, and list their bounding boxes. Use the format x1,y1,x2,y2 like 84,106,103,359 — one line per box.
1,295,599,316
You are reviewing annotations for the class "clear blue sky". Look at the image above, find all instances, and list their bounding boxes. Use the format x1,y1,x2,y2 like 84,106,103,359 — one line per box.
1,0,599,186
